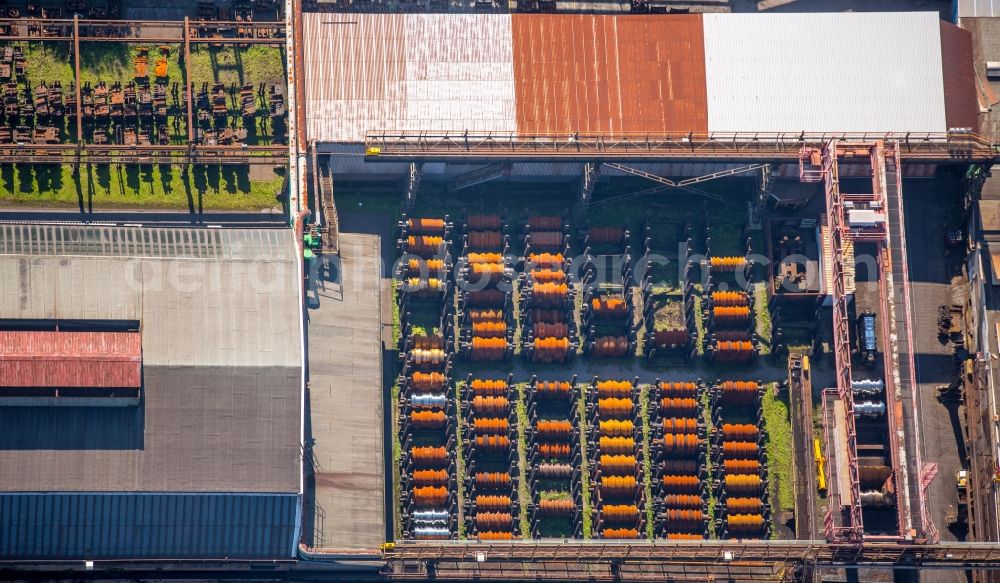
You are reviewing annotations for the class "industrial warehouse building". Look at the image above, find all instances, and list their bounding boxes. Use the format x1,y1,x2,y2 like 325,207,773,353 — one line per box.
0,225,303,559
304,11,978,181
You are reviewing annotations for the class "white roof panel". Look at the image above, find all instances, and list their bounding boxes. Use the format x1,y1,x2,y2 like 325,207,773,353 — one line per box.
702,12,948,133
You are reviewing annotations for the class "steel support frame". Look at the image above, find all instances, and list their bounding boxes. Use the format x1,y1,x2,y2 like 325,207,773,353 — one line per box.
0,18,286,44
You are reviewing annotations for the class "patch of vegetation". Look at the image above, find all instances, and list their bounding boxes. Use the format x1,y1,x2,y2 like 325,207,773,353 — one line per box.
515,382,531,538
693,288,706,356
640,383,654,540
188,45,286,89
576,386,592,539
0,163,285,211
762,383,794,537
701,383,717,538
754,282,772,356
391,281,402,540
454,379,467,539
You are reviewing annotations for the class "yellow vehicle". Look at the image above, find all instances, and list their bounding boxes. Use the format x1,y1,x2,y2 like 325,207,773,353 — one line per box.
814,438,827,493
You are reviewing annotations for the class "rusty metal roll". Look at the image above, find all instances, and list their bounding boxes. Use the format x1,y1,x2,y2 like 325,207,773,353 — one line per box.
711,291,749,307
721,423,759,441
602,528,639,539
472,320,507,338
527,216,562,230
600,475,638,497
662,417,699,434
472,396,509,415
721,441,759,460
662,433,700,456
410,410,446,429
406,235,444,256
661,475,701,494
599,455,637,475
473,417,509,435
714,330,752,342
591,296,628,318
723,474,763,495
406,218,446,234
467,214,502,231
652,329,689,348
475,472,511,490
467,289,505,308
532,336,570,363
538,498,574,517
411,446,447,468
475,512,514,531
534,322,569,338
536,463,573,480
663,509,705,526
601,504,640,522
534,380,572,399
596,380,633,398
469,378,508,396
661,459,699,475
723,459,761,475
666,533,704,540
537,443,571,458
467,230,503,249
712,341,755,363
470,337,506,361
411,469,448,487
726,513,765,533
592,336,629,357
406,258,446,276
598,436,634,455
658,382,698,398
588,226,624,245
467,252,502,264
717,381,759,405
599,419,635,437
410,371,446,391
528,230,564,249
598,397,634,418
477,531,514,540
469,309,505,324
467,261,505,280
709,256,746,272
712,305,752,323
411,348,446,365
530,309,565,324
530,269,566,283
726,497,763,514
535,419,573,439
530,282,569,305
474,435,511,451
663,494,702,509
659,397,699,416
412,486,448,506
412,334,444,350
474,495,512,512
527,253,564,268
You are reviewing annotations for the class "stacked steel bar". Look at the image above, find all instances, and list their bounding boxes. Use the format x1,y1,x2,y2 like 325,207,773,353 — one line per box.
397,216,457,540
640,233,697,363
712,380,771,539
462,375,520,540
652,380,708,540
704,241,758,364
525,376,583,538
580,226,635,359
521,216,576,363
458,214,514,362
588,377,644,539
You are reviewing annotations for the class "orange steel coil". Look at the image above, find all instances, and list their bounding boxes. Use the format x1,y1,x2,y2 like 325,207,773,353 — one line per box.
536,463,573,480
471,396,510,415
538,498,574,517
534,380,572,398
530,269,566,283
470,378,508,396
470,337,506,361
411,469,448,487
412,486,448,506
475,472,512,489
528,230,564,248
601,504,640,522
410,371,446,391
710,256,746,272
531,282,569,301
406,218,446,234
406,258,446,275
727,513,766,532
658,382,698,398
667,533,704,540
663,494,702,509
467,289,505,308
652,329,689,347
722,441,759,459
726,497,763,514
602,528,640,539
467,215,502,231
723,459,761,475
599,455,637,475
467,230,503,249
468,252,503,264
537,443,571,458
724,474,763,494
412,335,444,350
534,322,569,338
592,336,629,357
661,459,699,475
662,417,699,434
474,495,512,511
475,512,514,531
596,380,633,398
600,475,638,497
472,321,507,338
535,419,573,439
662,433,700,456
659,397,699,416
713,305,752,323
721,423,759,441
468,309,505,324
411,446,447,467
588,226,624,245
406,235,444,256
474,435,512,451
532,337,570,363
467,261,505,279
598,398,634,418
410,348,446,365
661,475,701,494
718,381,759,404
714,330,752,342
477,531,515,541
591,297,628,318
712,341,755,362
473,417,509,434
527,253,564,268
712,291,749,307
663,509,705,525
599,436,635,455
527,216,562,230
530,309,565,324
599,419,635,437
410,410,446,429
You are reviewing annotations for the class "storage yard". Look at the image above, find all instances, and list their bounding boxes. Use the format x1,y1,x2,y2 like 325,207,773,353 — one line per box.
5,3,1000,583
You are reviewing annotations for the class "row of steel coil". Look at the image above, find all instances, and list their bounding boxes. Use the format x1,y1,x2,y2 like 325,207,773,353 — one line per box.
525,377,582,538
521,216,575,363
458,214,514,362
588,378,644,539
652,380,707,539
704,252,757,364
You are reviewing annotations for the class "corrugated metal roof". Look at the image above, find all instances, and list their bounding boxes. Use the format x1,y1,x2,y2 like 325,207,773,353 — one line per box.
940,21,979,130
701,12,948,133
304,13,517,142
512,14,707,134
0,331,141,388
0,493,298,559
958,0,1000,17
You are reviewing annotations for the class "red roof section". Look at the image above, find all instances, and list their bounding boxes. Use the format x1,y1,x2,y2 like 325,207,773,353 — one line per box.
0,331,142,388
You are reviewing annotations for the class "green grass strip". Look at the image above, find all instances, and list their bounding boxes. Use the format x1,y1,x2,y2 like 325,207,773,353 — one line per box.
640,383,654,540
515,382,531,538
762,383,794,539
390,281,402,540
454,379,467,539
576,387,593,539
701,383,717,539
754,283,772,356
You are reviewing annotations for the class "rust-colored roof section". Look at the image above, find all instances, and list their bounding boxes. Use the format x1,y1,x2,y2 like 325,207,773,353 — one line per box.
940,21,979,131
511,14,708,135
0,331,142,388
